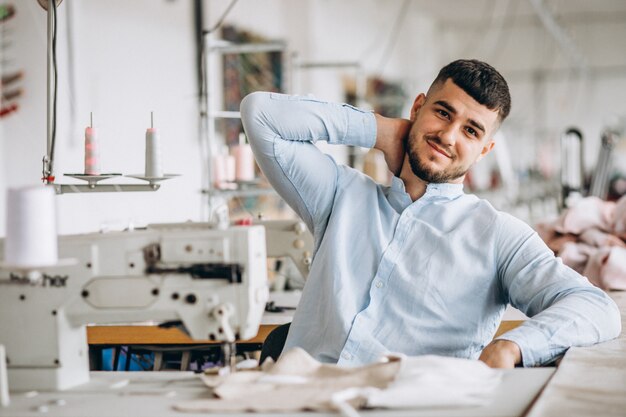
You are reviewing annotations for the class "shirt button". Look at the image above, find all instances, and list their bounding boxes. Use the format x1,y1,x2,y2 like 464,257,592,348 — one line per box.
341,352,352,360
375,281,383,288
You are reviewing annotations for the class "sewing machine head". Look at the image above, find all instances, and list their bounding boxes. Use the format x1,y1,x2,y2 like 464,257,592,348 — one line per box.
0,223,268,390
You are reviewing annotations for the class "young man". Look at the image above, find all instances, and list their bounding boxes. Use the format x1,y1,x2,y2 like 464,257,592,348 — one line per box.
240,59,621,368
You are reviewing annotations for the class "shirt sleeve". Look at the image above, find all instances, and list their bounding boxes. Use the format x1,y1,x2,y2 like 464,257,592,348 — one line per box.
240,92,376,240
494,213,622,367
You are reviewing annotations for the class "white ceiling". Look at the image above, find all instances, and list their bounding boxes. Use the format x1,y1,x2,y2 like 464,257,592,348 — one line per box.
409,0,626,23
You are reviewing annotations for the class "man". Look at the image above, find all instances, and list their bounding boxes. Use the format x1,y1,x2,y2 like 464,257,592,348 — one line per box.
240,59,621,368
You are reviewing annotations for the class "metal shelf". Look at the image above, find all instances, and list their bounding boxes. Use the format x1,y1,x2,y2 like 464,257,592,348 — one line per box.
209,40,286,55
201,33,287,220
202,187,276,198
51,183,160,195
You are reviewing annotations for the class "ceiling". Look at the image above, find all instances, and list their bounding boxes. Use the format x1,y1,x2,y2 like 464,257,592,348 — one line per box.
409,0,626,23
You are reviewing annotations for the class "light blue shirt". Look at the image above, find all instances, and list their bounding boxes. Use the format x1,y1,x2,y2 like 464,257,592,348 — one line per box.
240,92,621,367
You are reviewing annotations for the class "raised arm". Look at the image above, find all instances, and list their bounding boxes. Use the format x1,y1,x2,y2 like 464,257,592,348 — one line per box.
240,92,376,238
494,214,621,367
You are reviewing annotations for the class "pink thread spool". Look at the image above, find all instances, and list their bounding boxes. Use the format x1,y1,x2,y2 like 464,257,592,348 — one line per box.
233,133,255,182
84,112,100,175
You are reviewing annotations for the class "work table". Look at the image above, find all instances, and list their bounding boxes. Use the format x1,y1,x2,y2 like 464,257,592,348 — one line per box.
2,292,625,417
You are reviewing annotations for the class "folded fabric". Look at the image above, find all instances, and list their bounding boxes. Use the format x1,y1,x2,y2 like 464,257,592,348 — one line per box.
558,242,595,273
173,348,502,414
350,354,502,409
554,197,615,234
535,220,577,253
536,196,626,290
584,246,626,290
613,195,626,239
579,228,626,248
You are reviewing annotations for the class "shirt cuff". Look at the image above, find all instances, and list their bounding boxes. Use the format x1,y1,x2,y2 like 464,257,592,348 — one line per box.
495,324,556,367
342,104,376,149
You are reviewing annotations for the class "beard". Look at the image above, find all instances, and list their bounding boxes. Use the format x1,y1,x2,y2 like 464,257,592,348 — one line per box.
408,135,469,183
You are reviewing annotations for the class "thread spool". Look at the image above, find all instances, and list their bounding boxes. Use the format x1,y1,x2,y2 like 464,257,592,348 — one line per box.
4,186,58,268
145,111,163,178
84,112,100,175
212,146,236,187
233,133,255,182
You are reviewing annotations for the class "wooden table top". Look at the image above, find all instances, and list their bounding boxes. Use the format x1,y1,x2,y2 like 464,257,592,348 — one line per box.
87,321,524,346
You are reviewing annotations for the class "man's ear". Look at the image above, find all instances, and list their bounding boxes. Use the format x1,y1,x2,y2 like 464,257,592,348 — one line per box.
410,94,426,122
475,140,495,163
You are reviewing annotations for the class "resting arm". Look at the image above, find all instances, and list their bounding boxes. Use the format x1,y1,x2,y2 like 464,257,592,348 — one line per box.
495,214,621,367
240,92,376,237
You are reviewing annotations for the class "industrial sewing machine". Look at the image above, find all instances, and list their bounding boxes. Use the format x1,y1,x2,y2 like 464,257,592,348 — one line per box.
0,218,313,394
0,223,271,391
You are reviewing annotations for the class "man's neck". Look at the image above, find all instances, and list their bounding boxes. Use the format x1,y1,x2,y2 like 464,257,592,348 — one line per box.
398,155,464,201
399,158,428,201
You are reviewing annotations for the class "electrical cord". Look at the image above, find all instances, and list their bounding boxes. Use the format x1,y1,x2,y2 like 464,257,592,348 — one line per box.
205,0,239,35
376,0,412,77
46,0,59,180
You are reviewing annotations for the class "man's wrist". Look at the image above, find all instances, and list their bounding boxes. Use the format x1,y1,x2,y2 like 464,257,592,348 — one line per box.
494,339,522,365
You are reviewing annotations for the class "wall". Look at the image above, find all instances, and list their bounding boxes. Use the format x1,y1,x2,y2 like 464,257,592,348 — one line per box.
1,0,201,236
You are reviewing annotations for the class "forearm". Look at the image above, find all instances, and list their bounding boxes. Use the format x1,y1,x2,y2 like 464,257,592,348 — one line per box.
240,92,376,233
241,92,376,149
497,290,621,366
498,216,622,366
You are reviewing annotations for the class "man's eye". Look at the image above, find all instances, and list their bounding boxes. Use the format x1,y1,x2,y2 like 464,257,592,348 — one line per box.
436,109,449,118
466,126,477,137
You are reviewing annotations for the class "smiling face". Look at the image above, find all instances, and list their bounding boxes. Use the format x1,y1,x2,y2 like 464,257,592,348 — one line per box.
406,78,500,184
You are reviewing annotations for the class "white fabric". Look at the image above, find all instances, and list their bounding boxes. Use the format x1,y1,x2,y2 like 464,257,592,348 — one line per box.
174,348,502,413
363,354,502,408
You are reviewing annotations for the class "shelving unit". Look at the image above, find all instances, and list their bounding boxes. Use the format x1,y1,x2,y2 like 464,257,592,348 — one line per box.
290,56,368,170
200,33,287,219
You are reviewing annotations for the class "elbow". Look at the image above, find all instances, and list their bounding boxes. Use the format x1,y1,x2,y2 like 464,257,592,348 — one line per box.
606,297,622,340
240,91,271,135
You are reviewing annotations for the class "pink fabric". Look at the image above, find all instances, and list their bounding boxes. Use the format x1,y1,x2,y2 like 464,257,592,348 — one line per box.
537,196,626,290
536,221,577,253
554,197,615,234
579,228,626,248
582,248,612,289
558,242,595,274
601,247,626,290
612,195,626,239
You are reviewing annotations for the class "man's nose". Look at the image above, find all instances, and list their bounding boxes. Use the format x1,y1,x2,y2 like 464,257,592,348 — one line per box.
438,123,457,146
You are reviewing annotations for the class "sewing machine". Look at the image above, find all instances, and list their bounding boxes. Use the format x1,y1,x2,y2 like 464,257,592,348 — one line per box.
0,223,269,391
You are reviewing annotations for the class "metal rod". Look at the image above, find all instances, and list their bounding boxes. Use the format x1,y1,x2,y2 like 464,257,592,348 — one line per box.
209,41,286,55
44,0,55,181
296,61,361,69
51,184,161,195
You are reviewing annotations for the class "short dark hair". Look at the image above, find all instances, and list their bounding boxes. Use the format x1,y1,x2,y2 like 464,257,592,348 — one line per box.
428,59,511,123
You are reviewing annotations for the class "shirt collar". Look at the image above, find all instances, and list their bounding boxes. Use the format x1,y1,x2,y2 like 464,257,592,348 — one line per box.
424,182,464,198
391,177,464,199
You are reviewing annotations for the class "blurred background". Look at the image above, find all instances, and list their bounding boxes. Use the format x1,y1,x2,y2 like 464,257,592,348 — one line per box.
1,0,626,235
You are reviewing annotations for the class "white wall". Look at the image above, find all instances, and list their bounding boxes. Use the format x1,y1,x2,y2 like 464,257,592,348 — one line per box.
1,0,201,236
